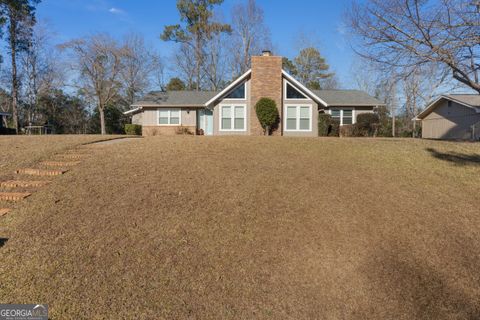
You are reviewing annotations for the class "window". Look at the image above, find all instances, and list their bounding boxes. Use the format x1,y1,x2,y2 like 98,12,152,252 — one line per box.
158,109,181,125
285,105,312,131
225,83,246,99
343,109,353,125
330,108,354,126
220,105,246,131
286,82,308,99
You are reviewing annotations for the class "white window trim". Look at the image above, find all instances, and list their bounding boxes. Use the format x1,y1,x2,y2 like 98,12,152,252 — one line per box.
219,104,247,132
328,108,356,126
224,82,247,101
157,108,182,126
284,79,309,101
284,104,313,132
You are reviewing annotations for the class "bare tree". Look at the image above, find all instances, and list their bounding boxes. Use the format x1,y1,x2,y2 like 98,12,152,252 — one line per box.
230,0,271,76
346,0,480,93
20,21,63,125
203,30,229,90
121,33,163,107
161,0,231,91
172,44,197,90
60,34,125,135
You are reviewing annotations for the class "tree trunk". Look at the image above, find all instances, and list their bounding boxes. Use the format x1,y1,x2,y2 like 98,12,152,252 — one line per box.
99,106,106,135
265,125,269,136
9,15,19,134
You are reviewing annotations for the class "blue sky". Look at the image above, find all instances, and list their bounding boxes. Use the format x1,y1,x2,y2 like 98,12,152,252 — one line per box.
37,0,357,87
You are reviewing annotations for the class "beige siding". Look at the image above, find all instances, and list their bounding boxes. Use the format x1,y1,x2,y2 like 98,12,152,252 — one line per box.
132,113,142,125
139,108,197,126
213,79,251,135
422,100,480,140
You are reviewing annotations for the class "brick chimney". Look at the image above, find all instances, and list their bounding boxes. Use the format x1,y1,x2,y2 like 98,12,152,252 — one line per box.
250,52,283,135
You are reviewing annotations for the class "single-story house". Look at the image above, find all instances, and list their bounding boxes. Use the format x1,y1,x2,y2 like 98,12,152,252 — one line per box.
415,94,480,140
124,51,383,136
0,112,10,128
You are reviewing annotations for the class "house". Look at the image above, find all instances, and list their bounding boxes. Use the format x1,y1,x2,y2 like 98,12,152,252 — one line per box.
124,51,383,136
415,94,480,140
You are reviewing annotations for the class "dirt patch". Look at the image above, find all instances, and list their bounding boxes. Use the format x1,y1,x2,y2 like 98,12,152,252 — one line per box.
0,137,479,319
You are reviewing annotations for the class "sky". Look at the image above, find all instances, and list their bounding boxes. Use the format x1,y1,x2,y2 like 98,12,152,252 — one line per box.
36,0,358,88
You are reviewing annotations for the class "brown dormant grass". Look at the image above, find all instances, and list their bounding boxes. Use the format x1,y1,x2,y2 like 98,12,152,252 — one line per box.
0,135,124,177
0,137,479,319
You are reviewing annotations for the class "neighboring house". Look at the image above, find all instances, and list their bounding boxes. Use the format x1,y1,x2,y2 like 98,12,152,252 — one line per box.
0,112,10,128
124,51,383,136
415,94,480,140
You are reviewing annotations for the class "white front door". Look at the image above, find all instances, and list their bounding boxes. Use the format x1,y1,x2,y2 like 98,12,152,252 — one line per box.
198,109,214,135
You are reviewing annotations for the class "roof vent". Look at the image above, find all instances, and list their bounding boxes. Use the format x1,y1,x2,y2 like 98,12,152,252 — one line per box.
262,50,272,56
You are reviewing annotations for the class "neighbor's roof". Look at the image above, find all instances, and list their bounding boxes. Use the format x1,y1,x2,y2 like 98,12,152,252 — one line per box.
415,94,480,120
0,112,11,116
313,90,384,106
132,90,219,107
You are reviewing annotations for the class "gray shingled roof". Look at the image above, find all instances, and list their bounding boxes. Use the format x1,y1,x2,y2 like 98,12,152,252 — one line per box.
133,91,219,106
444,94,480,107
313,90,383,106
132,89,382,107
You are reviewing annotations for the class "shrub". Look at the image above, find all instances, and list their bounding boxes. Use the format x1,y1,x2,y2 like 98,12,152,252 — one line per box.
340,124,355,137
355,113,380,137
175,126,194,135
318,114,331,136
318,114,340,137
124,124,142,135
255,98,279,135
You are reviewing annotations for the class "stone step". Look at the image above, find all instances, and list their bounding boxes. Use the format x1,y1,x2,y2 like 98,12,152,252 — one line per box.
0,192,31,201
0,180,51,188
55,154,87,159
15,168,67,176
0,208,11,216
41,161,80,167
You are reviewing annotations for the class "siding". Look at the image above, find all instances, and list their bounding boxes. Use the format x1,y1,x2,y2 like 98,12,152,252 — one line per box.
140,108,196,126
422,100,480,140
213,79,251,136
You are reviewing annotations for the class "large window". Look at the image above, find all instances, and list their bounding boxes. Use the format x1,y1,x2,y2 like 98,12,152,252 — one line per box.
158,108,181,125
225,83,246,99
285,105,312,131
220,105,246,131
285,82,308,100
331,108,354,125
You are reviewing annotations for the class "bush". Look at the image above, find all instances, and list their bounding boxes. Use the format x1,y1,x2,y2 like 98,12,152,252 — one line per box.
124,124,142,135
255,98,279,135
0,127,16,135
355,113,380,137
318,113,339,137
340,124,355,137
175,126,194,135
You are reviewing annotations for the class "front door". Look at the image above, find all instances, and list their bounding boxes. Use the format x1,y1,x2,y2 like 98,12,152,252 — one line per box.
198,109,213,135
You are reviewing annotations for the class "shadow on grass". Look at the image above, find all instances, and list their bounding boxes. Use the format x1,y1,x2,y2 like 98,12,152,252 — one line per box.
0,238,8,248
426,148,480,166
360,234,480,319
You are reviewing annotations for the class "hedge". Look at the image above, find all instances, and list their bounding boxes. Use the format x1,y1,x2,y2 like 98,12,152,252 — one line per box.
0,127,16,135
318,114,340,137
124,124,142,135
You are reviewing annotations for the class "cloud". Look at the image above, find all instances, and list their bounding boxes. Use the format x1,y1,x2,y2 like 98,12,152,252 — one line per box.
108,7,125,15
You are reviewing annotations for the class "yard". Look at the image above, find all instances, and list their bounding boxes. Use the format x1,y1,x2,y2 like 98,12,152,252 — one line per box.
0,136,479,319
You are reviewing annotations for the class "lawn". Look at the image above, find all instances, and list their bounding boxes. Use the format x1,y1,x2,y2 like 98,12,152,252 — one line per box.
0,135,124,177
0,136,479,319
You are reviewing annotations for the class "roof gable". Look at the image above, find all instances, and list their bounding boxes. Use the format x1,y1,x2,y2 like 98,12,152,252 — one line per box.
415,94,480,120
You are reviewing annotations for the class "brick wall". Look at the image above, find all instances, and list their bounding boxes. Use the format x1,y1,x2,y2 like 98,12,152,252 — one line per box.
250,55,283,136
